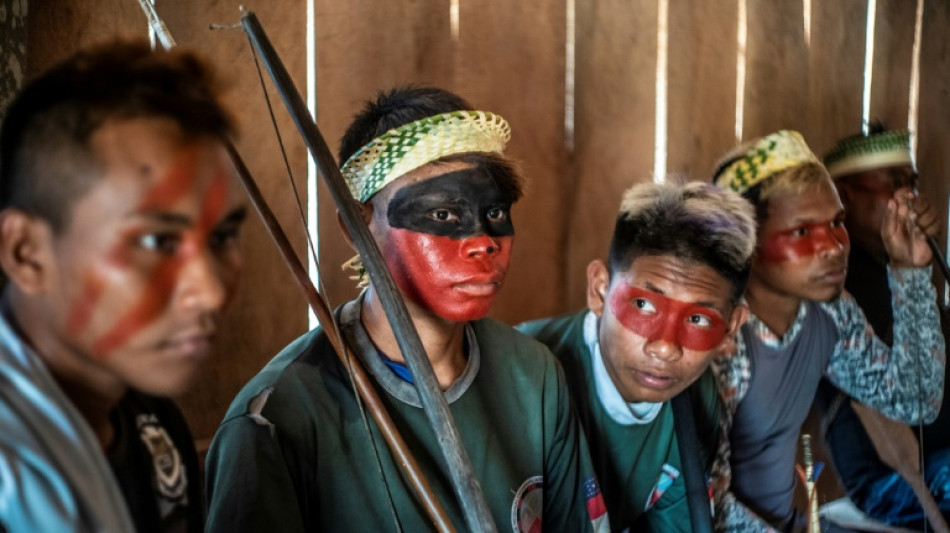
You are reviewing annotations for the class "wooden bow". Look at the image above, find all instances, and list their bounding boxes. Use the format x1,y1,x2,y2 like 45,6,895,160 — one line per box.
135,2,498,531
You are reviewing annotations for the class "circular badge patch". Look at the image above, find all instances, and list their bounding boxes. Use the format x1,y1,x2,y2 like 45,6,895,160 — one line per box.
510,475,543,533
138,418,187,500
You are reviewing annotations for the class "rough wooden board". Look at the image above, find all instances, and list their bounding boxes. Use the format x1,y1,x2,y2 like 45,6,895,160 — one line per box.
870,0,916,130
0,0,28,118
805,0,867,156
917,0,950,295
742,0,809,141
667,0,738,181
566,0,657,311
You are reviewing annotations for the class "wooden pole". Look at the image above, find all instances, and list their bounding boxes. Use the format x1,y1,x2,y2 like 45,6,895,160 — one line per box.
133,2,456,530
241,11,498,533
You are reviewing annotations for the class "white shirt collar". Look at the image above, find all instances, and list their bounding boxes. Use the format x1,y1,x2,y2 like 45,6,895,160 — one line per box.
583,310,663,425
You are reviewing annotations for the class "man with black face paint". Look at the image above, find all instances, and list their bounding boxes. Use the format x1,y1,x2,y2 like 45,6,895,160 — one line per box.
205,87,608,533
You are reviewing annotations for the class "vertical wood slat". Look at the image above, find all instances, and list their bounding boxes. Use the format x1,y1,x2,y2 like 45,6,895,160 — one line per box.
870,0,916,130
917,0,950,292
567,0,658,310
805,1,867,156
457,0,568,323
0,0,28,118
742,0,808,141
666,0,738,180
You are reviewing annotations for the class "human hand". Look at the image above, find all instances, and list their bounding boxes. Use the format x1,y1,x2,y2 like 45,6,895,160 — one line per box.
882,187,933,268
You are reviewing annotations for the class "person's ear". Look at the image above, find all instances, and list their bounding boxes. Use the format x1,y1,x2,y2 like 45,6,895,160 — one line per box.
717,301,749,356
586,259,610,317
0,210,54,295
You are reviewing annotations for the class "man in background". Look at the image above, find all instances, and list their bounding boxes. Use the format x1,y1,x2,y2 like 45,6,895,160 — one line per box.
0,41,246,532
815,125,950,529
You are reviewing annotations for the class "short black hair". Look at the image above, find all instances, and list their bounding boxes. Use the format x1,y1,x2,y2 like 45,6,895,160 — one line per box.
338,86,522,203
0,40,232,233
607,181,757,303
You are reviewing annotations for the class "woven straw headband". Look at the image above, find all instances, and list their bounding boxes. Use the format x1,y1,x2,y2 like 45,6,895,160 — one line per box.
823,130,913,179
714,130,819,195
340,110,511,203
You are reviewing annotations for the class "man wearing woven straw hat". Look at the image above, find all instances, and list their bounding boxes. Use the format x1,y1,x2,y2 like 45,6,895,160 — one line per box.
517,180,755,532
710,130,945,532
813,124,950,529
205,87,607,532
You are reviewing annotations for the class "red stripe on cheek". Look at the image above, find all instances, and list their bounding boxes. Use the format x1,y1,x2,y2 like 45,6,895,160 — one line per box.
758,233,813,263
85,149,211,358
92,255,185,355
609,285,665,340
759,224,849,263
385,230,511,322
66,271,106,338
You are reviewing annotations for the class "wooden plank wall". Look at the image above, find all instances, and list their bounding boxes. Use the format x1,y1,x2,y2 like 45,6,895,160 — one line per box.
18,0,950,510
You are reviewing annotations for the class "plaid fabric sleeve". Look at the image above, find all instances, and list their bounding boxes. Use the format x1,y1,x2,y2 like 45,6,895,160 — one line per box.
823,266,946,424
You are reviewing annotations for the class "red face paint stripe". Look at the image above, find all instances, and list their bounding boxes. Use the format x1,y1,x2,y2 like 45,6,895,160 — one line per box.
73,145,228,359
199,170,228,232
66,271,107,337
92,256,185,355
385,228,512,322
608,283,727,352
759,220,849,263
137,147,202,212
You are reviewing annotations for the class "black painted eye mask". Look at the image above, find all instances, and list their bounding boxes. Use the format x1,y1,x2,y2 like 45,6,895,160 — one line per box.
386,168,516,239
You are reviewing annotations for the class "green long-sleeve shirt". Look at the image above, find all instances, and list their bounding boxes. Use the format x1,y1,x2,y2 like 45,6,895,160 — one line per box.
518,310,721,532
206,298,606,532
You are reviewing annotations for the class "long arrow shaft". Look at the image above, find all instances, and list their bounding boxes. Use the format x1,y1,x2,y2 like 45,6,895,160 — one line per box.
241,11,497,533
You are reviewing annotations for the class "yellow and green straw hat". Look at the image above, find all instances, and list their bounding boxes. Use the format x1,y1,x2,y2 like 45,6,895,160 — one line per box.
823,130,913,179
714,130,819,195
340,110,511,203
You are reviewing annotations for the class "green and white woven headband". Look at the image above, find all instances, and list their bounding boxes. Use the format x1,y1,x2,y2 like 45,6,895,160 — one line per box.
714,130,819,195
823,130,913,179
340,110,511,203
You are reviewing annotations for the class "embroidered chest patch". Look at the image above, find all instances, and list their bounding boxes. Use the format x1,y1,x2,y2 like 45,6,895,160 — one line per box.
645,463,680,511
510,475,543,532
136,413,188,504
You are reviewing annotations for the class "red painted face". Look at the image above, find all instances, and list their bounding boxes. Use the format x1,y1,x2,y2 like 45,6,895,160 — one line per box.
66,151,231,356
385,230,512,322
758,218,849,263
46,118,246,397
608,282,727,351
376,166,516,322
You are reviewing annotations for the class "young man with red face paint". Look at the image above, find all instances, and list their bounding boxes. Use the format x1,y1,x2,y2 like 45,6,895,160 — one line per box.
813,125,950,529
517,181,756,532
0,42,246,533
205,87,607,532
711,130,945,532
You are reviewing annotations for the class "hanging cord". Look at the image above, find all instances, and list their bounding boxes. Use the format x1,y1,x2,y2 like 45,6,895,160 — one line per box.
244,33,404,533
